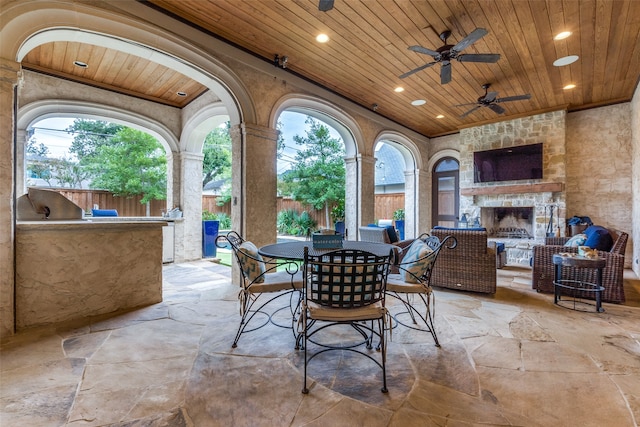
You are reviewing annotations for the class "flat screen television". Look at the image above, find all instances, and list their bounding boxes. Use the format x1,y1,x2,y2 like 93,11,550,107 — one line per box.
473,143,543,183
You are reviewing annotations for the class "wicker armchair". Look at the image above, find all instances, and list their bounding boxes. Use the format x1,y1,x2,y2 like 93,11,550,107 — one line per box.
429,228,497,294
531,230,628,303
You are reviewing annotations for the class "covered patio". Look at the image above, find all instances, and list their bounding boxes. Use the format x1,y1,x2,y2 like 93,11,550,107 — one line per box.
2,260,639,426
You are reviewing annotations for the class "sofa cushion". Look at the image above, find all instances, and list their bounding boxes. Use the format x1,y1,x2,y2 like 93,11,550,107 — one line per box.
583,226,614,251
400,239,434,283
564,233,587,247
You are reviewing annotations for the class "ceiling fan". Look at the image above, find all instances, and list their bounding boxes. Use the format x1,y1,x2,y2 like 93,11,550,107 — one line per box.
454,83,532,118
318,0,334,11
400,28,500,84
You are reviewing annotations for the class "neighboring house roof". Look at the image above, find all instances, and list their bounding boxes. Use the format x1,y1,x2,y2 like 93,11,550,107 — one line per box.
374,144,405,186
203,178,229,195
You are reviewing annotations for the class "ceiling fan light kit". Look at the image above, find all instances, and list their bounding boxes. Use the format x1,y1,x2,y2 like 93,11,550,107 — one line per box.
400,28,501,84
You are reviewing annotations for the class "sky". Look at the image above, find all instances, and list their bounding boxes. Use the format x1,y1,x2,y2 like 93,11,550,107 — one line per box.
29,111,342,173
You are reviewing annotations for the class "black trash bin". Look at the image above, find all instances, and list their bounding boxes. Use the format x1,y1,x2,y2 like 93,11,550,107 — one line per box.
202,220,219,258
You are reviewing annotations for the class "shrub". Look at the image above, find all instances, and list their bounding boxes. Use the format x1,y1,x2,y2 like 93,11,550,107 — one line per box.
202,210,231,229
277,208,298,234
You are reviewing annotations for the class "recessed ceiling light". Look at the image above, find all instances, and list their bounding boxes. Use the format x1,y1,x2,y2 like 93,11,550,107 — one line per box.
411,99,426,106
436,114,444,119
394,87,404,93
563,84,576,90
316,33,329,43
73,60,88,68
554,31,572,40
553,55,579,66
177,91,188,97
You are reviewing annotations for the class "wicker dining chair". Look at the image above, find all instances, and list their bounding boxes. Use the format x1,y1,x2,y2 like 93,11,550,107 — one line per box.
386,233,456,347
216,231,303,348
300,247,393,393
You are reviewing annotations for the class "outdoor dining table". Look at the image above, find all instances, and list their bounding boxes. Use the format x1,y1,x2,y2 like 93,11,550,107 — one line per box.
258,240,396,260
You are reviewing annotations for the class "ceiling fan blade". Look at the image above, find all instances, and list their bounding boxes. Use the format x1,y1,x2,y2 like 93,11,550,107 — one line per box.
453,102,480,107
484,91,499,103
489,104,506,114
452,28,488,52
496,94,532,103
457,53,501,63
460,105,482,118
408,45,439,58
318,0,334,11
399,62,436,79
440,62,452,84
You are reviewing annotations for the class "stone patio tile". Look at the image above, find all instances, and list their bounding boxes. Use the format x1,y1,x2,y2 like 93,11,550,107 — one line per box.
477,366,634,426
610,373,640,424
467,335,523,370
521,340,600,372
89,318,203,364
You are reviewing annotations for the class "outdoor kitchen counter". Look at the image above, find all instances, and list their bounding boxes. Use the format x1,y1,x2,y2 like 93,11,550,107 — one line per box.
16,220,166,330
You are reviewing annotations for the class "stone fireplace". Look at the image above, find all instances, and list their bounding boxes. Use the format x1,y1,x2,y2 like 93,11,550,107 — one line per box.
458,110,568,266
481,207,534,238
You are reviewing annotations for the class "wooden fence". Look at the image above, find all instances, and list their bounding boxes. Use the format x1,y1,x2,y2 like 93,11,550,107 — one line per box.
55,189,404,227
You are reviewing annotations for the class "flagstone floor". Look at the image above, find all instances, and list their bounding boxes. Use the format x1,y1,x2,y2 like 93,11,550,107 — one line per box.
2,259,639,426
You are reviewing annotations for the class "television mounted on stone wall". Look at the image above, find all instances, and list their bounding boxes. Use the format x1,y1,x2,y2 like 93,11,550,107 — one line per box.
473,143,543,183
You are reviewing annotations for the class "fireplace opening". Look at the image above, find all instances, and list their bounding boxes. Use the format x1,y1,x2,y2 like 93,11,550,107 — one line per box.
481,207,534,239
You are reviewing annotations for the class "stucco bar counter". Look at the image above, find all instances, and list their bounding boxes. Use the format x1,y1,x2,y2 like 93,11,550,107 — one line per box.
16,219,166,330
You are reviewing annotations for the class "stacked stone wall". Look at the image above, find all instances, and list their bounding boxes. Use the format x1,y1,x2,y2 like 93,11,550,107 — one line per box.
459,110,567,239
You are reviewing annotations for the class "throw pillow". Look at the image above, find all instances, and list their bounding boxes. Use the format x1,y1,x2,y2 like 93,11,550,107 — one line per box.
583,225,614,251
237,241,266,283
564,233,587,247
400,239,435,283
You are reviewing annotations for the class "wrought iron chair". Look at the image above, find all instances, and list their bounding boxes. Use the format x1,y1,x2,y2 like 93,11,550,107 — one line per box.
300,247,393,394
386,233,456,347
216,231,303,348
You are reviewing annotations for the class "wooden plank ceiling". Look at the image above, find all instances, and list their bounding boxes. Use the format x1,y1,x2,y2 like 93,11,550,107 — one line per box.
21,0,640,138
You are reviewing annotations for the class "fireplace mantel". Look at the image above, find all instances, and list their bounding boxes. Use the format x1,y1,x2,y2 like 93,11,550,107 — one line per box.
460,182,563,196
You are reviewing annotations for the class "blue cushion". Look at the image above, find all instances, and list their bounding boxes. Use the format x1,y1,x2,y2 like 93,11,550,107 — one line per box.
433,226,487,232
582,226,613,251
495,242,505,253
92,209,118,217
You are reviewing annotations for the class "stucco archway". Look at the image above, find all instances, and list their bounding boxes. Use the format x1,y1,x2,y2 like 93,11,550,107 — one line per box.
270,94,368,237
374,131,424,239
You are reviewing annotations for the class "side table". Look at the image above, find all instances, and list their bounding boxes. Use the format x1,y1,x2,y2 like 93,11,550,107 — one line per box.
552,253,606,312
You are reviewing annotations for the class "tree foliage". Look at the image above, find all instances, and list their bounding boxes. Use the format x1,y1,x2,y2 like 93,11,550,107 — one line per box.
84,127,167,204
202,123,232,188
279,117,345,224
67,119,123,161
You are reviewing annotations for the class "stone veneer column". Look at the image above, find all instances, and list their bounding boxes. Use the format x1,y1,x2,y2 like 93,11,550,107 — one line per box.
230,123,278,247
403,168,417,239
0,58,20,338
344,155,358,239
357,154,376,235
172,151,204,261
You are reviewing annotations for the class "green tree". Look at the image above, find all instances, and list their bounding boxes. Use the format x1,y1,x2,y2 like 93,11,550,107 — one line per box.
67,119,123,162
202,123,232,188
279,116,345,225
85,127,167,206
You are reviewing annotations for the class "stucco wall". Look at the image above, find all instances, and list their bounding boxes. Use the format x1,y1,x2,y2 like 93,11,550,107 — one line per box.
632,82,640,276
